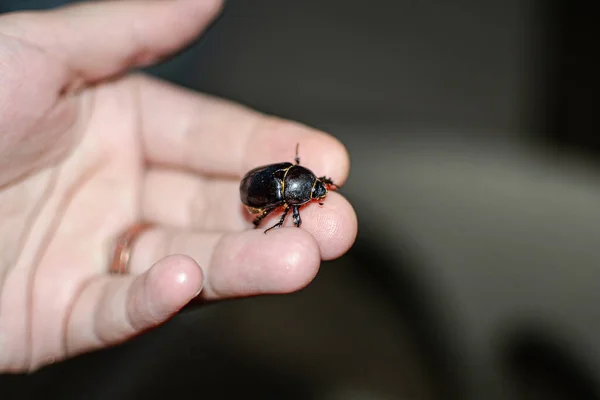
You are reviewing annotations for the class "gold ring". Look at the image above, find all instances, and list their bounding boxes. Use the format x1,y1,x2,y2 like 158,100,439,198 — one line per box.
109,222,154,275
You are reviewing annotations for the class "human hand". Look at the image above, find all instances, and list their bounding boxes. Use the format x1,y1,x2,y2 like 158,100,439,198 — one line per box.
0,0,357,373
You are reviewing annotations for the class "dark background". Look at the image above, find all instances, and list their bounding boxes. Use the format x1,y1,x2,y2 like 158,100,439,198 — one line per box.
2,1,600,399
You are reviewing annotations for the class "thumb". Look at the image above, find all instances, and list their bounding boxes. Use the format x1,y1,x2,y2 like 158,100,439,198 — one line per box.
62,255,203,366
0,0,224,83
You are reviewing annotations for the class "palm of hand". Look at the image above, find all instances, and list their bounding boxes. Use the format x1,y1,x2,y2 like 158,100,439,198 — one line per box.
1,36,156,370
0,1,356,373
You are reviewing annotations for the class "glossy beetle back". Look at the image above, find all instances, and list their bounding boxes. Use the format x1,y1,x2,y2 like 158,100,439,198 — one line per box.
283,166,316,205
239,162,292,208
239,144,339,233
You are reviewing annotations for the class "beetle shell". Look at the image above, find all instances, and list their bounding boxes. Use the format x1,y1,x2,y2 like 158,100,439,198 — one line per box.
239,144,337,233
239,162,293,209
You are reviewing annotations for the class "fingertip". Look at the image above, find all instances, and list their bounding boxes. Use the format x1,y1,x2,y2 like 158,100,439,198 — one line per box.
260,227,321,293
321,133,351,187
293,123,351,186
204,228,321,299
141,254,204,319
311,191,358,260
251,192,357,261
177,0,226,30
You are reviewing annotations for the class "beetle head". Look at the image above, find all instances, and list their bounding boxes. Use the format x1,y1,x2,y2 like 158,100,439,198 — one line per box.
311,179,327,200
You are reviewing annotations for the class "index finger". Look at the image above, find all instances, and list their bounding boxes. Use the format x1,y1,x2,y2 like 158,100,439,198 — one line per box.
134,75,350,184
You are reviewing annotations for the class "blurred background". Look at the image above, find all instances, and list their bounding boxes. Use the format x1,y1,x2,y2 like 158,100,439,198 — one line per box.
2,0,600,399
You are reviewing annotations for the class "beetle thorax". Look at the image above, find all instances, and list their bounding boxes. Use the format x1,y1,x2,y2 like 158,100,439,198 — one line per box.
283,165,316,205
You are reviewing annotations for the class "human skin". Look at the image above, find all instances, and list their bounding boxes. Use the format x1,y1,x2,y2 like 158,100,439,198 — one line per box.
0,0,357,373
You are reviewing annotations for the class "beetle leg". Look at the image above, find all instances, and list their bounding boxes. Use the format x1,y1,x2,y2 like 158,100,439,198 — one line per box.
295,143,300,165
292,205,302,228
318,176,338,188
264,205,290,234
253,208,275,228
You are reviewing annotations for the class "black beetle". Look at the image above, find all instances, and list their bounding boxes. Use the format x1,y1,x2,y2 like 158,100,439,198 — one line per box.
239,144,338,233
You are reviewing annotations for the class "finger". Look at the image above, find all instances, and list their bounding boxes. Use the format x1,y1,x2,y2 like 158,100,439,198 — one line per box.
65,255,203,355
141,168,246,231
1,0,223,83
135,75,350,184
250,192,358,260
128,226,322,300
141,169,358,259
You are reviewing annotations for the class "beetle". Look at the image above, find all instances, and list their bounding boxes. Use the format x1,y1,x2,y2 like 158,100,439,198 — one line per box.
239,143,338,233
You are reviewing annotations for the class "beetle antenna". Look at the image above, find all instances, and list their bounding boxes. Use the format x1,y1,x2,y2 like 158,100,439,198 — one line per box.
295,143,300,164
